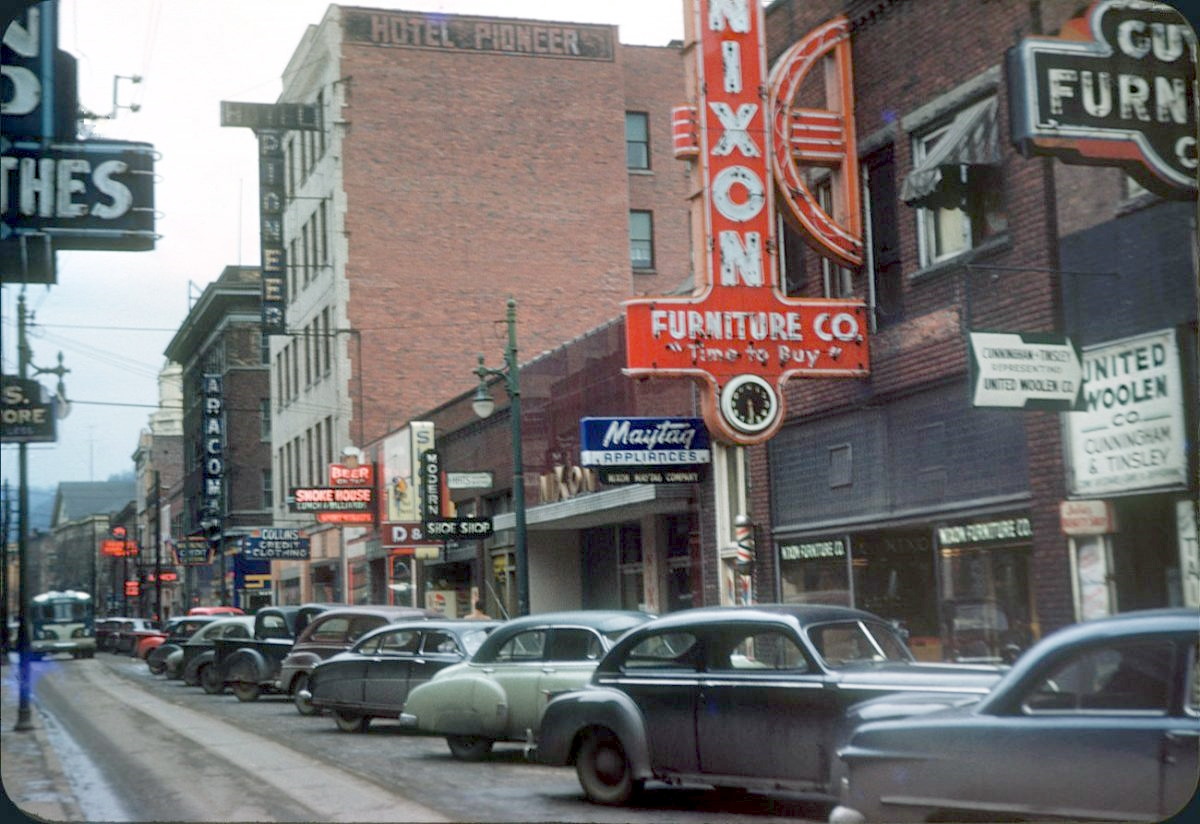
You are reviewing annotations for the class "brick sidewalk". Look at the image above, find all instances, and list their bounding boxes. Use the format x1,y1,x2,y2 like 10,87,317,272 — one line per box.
0,659,85,822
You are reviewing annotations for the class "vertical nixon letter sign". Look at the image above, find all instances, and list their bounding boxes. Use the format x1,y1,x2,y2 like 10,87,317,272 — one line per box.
625,1,869,445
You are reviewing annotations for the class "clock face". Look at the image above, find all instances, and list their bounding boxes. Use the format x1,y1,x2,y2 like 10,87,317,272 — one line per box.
720,375,778,435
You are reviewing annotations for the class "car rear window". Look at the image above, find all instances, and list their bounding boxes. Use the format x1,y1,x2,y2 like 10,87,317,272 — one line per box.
495,629,546,661
309,617,350,642
621,631,701,672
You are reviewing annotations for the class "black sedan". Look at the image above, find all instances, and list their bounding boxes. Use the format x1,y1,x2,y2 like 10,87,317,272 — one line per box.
829,607,1200,824
534,604,1004,806
303,619,500,732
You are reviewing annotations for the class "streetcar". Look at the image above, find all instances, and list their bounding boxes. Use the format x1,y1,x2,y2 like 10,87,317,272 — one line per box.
29,590,96,658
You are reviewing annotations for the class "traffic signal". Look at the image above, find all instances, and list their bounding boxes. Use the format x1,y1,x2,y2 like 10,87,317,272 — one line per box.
110,525,128,540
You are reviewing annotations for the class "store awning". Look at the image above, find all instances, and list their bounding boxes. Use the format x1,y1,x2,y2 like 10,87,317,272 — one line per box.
900,96,999,208
492,483,693,532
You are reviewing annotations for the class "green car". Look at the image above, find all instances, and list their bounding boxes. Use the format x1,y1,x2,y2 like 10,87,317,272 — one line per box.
400,609,653,760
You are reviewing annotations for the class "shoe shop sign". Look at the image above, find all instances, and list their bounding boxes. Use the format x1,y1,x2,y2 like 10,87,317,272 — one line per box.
624,1,869,445
1007,0,1196,198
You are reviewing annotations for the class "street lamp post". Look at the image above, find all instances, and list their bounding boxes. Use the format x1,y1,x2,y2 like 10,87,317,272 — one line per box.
471,298,529,617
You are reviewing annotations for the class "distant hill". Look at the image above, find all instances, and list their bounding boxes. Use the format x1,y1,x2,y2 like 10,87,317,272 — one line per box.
1,485,55,538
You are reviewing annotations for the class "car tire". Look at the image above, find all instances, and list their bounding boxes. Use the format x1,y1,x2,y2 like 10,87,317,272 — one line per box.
293,674,318,716
576,728,640,806
333,710,370,733
232,681,261,702
147,658,165,675
446,735,494,761
200,664,224,695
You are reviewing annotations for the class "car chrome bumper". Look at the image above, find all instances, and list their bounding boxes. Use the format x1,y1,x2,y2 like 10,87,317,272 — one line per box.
829,805,866,824
398,712,417,728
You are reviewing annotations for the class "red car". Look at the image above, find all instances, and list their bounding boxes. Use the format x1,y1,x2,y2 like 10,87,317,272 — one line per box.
188,606,245,616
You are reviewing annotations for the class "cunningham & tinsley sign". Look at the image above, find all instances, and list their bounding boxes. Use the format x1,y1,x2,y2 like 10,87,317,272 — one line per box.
624,1,869,445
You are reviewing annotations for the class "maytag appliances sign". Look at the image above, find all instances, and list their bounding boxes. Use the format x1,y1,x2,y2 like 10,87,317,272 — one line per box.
1007,0,1196,198
580,416,710,484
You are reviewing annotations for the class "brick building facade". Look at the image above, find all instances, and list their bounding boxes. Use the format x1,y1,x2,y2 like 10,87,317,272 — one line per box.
266,5,689,603
165,265,273,610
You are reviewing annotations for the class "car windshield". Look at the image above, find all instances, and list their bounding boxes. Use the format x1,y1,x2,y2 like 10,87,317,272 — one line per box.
806,620,913,668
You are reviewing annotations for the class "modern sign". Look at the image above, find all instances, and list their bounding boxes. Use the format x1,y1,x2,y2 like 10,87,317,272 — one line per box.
625,2,869,445
1065,328,1187,496
0,375,55,443
1,139,157,251
580,417,711,466
968,331,1083,409
1007,0,1197,198
241,527,311,560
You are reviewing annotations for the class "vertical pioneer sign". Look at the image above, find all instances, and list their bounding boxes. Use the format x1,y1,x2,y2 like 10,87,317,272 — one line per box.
625,1,869,445
220,101,322,334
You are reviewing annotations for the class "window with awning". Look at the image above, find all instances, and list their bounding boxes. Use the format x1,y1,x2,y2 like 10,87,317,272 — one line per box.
901,96,1000,210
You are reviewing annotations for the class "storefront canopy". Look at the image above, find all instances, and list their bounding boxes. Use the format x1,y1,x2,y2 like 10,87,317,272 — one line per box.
900,96,999,208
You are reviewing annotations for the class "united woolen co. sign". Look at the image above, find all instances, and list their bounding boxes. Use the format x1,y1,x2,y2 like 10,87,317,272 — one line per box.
1007,0,1196,197
625,1,869,446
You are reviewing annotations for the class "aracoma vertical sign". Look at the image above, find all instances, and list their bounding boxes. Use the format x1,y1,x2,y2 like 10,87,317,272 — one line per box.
220,101,322,334
625,1,869,445
201,374,224,528
1007,0,1197,198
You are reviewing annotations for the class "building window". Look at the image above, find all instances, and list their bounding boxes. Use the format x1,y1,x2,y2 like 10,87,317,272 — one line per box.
903,96,1005,267
626,112,650,170
324,415,334,466
261,469,272,510
321,307,332,375
816,179,854,298
862,145,903,329
629,210,654,270
259,399,271,441
318,199,329,265
304,323,312,387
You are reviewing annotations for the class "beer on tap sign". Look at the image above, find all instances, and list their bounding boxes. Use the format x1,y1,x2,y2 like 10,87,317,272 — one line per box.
625,1,869,444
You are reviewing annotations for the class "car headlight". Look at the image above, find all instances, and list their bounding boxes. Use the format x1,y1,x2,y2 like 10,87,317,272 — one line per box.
38,629,56,640
71,628,87,638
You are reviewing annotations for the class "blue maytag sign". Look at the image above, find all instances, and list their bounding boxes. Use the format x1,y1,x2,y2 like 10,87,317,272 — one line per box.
580,417,711,467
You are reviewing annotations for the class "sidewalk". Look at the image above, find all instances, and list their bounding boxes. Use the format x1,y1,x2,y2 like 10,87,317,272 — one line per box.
0,657,85,823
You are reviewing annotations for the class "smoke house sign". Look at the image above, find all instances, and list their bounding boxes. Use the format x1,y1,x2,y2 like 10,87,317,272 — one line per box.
624,1,869,445
1007,0,1197,197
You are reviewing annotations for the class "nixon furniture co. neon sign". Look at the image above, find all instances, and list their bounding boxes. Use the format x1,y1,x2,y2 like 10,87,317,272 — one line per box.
625,0,868,444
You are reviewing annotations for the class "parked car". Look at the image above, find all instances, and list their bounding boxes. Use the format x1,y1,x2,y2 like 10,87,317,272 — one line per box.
400,610,655,760
212,604,332,702
188,606,245,616
828,607,1200,824
109,617,161,655
302,619,500,732
533,604,1004,805
95,617,134,652
172,615,256,688
277,605,437,714
146,616,221,675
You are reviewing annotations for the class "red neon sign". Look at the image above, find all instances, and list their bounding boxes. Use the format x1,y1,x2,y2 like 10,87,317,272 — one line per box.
626,1,869,444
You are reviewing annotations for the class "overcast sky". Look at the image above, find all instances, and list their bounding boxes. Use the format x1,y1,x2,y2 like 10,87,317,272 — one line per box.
1,0,686,493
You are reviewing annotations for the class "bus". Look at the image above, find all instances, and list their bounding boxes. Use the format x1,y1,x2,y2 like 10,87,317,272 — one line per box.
29,590,96,658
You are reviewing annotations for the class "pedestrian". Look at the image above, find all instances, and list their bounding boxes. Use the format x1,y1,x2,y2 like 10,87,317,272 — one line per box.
466,599,490,620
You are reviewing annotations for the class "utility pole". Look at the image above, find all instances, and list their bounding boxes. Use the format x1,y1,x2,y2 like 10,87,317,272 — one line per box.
154,469,162,621
15,294,33,730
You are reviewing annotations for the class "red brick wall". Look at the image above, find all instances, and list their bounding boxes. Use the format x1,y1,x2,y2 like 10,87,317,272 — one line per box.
338,23,688,444
752,0,1077,631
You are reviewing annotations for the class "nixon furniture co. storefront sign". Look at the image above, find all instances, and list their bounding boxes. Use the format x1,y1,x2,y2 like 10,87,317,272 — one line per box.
1008,0,1196,197
624,1,869,445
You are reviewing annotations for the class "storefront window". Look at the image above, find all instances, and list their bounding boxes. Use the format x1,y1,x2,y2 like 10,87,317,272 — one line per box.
779,537,850,606
619,523,644,612
492,550,516,619
389,554,413,607
851,530,939,657
939,544,1032,663
349,559,369,605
